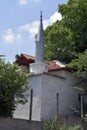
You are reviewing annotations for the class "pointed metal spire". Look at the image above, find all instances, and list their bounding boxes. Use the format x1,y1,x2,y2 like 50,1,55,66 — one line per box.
40,11,42,23
36,11,44,42
35,11,44,62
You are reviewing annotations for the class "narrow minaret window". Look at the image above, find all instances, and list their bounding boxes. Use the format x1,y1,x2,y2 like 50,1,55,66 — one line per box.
35,11,44,63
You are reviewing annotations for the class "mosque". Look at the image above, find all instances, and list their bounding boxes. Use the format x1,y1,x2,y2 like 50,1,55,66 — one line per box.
14,12,83,121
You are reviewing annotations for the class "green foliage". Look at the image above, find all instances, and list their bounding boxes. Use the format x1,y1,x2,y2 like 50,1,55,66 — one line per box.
68,50,87,93
83,113,87,121
59,0,87,53
44,0,87,63
44,21,76,63
0,58,29,117
44,119,83,130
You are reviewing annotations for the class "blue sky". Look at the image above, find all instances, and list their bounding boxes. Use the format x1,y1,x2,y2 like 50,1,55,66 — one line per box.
0,0,67,63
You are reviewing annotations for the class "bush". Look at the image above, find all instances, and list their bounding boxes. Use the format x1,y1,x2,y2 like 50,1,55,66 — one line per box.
0,58,29,117
44,119,83,130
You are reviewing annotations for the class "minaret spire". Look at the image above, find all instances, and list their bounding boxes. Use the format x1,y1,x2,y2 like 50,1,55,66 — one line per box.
35,11,44,62
40,11,43,27
40,11,42,22
30,12,48,74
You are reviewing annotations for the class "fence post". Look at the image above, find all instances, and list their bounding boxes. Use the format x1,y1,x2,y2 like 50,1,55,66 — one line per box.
56,93,59,123
29,89,33,120
80,94,84,118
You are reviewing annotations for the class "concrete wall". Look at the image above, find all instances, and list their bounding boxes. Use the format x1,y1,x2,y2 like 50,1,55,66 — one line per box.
14,90,30,120
41,73,79,120
41,74,65,120
30,63,48,74
29,75,42,121
14,71,80,121
0,118,43,130
14,74,42,121
0,117,86,130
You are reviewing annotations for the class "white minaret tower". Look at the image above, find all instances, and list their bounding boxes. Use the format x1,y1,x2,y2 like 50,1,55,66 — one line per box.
30,12,48,74
35,11,44,62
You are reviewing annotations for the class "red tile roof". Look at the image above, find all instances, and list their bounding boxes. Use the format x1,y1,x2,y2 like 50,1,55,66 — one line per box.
22,54,35,60
48,61,62,71
48,61,75,72
15,54,35,66
15,54,75,72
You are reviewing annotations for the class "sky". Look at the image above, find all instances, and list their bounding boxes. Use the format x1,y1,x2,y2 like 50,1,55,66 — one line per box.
0,0,68,63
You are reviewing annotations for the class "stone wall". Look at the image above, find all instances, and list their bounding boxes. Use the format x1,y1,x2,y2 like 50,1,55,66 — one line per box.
0,117,87,130
0,118,43,130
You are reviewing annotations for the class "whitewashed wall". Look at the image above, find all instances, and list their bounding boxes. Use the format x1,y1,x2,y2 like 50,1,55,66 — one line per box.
14,71,79,121
41,74,65,120
14,91,30,120
29,75,42,121
41,72,79,120
14,75,42,121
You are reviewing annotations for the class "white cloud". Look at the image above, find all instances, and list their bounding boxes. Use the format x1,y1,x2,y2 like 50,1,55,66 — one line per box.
3,29,22,44
16,34,22,41
3,29,15,43
20,12,62,38
49,12,62,23
19,0,28,5
19,21,39,38
3,12,62,44
19,0,40,5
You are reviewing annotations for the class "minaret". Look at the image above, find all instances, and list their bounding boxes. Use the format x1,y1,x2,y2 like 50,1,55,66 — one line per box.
30,12,48,74
35,11,44,62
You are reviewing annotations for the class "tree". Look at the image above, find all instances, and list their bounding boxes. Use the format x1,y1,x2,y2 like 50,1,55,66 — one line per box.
59,0,87,53
44,20,76,63
44,0,87,63
68,50,87,93
68,50,87,115
0,58,29,117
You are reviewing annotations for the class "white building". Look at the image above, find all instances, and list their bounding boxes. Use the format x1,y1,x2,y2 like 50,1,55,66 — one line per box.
14,13,81,121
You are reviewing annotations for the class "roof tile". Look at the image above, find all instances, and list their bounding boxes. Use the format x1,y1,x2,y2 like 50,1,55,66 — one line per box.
15,54,75,72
